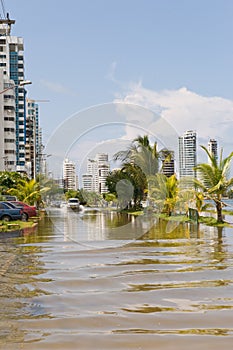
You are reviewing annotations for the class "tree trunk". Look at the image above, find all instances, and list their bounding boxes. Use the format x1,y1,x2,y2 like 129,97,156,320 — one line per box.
216,201,223,222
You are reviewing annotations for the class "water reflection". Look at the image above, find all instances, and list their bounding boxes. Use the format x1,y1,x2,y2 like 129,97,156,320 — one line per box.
0,220,52,347
1,209,233,349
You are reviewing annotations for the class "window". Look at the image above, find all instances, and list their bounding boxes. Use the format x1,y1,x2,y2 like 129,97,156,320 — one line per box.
4,139,15,143
4,105,15,111
4,95,15,99
4,128,15,132
4,117,15,121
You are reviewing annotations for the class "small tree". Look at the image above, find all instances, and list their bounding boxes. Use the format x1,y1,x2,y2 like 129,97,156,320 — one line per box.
194,146,233,222
150,174,179,216
7,178,50,207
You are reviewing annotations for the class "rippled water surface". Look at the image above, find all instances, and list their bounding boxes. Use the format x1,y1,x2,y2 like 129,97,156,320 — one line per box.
1,208,233,349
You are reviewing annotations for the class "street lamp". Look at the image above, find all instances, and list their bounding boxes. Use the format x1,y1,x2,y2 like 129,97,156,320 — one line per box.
0,79,32,94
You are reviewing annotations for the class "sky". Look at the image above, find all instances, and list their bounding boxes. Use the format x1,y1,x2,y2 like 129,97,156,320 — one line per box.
3,0,233,177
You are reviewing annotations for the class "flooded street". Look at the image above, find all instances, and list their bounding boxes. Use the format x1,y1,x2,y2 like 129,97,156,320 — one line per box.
1,209,233,349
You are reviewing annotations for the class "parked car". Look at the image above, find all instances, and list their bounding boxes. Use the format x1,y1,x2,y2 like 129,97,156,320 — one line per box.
2,195,18,201
0,202,23,221
3,201,37,221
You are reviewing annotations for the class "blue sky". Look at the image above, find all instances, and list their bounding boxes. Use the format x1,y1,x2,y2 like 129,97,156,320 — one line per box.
4,0,233,176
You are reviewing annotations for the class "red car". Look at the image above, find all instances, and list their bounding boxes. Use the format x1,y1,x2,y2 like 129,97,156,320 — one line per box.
6,201,37,221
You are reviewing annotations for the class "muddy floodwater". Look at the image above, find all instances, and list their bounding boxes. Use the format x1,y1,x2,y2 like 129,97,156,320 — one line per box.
1,207,233,349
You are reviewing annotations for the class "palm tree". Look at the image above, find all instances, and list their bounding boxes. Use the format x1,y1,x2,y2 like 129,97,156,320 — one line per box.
7,178,50,207
150,173,179,216
114,135,160,177
194,146,233,222
113,135,160,207
121,162,147,209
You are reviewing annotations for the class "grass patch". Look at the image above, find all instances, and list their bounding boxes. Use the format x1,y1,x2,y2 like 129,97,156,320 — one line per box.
0,220,35,232
199,216,232,227
154,213,190,222
120,208,144,216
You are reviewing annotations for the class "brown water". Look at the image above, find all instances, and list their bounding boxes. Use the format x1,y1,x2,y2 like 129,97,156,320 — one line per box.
1,209,233,349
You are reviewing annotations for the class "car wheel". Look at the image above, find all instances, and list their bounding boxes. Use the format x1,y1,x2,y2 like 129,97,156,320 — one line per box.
1,215,11,222
21,213,28,221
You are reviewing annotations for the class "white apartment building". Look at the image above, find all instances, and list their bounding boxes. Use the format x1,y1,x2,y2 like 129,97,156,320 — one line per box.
208,139,218,162
82,153,110,194
82,174,94,192
160,148,175,177
179,130,197,180
63,158,77,191
25,99,41,179
87,158,99,192
0,17,28,173
0,69,16,171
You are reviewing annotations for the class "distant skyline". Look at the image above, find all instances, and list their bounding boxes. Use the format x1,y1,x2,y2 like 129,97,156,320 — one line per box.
3,0,233,175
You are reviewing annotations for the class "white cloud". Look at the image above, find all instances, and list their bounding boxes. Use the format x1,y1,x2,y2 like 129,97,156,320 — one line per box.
115,84,233,157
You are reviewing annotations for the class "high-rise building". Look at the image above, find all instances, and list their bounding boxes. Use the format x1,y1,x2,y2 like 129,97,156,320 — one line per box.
0,69,16,171
82,153,110,193
179,130,197,180
86,158,99,192
63,158,77,191
25,99,41,179
96,153,110,194
160,148,175,177
82,174,94,192
0,17,29,173
208,139,218,162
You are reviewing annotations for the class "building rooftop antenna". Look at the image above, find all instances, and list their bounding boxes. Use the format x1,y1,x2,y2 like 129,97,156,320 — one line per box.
0,12,15,35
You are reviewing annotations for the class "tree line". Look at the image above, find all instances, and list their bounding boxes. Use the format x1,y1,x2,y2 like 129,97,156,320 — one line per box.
105,135,233,223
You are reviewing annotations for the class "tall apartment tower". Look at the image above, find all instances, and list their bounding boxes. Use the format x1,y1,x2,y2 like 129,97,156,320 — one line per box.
160,148,175,177
0,17,28,173
87,158,99,192
63,158,77,191
208,139,218,162
179,130,197,180
96,153,110,194
82,153,110,194
0,69,16,171
25,99,40,179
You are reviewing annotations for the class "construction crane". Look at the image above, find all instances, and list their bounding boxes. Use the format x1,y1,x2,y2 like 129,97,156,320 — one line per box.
26,99,50,103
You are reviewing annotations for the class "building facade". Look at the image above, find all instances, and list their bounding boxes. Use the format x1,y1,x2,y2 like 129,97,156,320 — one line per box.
160,148,175,177
208,139,218,162
25,99,41,179
179,130,197,181
0,17,28,173
63,158,77,191
82,153,110,194
0,69,16,171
